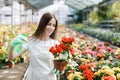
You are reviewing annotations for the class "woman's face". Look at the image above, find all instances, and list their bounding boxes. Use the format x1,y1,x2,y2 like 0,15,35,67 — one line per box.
45,18,56,36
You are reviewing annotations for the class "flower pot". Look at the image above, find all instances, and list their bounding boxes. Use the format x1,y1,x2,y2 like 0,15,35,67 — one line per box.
8,61,15,68
53,60,67,72
115,55,120,59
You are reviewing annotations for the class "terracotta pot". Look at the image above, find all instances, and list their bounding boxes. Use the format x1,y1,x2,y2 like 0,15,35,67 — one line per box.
104,42,110,46
115,55,120,59
8,61,14,68
53,60,67,72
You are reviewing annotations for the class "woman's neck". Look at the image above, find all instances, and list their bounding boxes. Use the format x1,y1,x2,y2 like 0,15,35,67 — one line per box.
40,36,50,41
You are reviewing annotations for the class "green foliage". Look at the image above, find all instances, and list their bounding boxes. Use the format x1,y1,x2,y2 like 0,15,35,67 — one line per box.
112,60,120,68
94,76,101,80
66,66,72,71
0,54,7,60
88,11,99,24
109,1,120,19
104,52,110,60
68,23,85,31
75,10,83,23
97,6,108,20
87,5,109,24
87,1,120,24
107,5,115,20
73,76,81,80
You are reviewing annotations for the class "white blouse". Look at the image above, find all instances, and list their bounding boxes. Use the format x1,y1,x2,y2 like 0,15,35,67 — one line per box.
22,38,59,80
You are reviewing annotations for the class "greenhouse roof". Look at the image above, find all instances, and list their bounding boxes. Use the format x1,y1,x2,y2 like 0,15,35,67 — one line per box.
0,0,107,11
18,0,54,10
20,0,104,11
0,0,54,11
65,0,103,10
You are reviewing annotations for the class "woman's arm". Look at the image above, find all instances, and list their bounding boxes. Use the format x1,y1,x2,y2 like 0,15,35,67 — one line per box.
8,45,27,60
8,34,28,60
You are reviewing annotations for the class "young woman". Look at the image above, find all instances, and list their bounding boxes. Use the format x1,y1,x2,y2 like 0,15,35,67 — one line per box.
8,12,59,80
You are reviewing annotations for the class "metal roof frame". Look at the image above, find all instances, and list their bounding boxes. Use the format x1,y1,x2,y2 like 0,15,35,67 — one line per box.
65,0,85,10
65,0,103,10
26,0,54,10
1,0,117,12
17,0,54,11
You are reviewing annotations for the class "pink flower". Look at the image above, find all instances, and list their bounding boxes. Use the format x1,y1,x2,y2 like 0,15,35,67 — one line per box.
103,76,115,80
82,48,92,54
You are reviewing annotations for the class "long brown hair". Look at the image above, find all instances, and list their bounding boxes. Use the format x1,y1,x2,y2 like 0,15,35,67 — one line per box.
32,12,58,39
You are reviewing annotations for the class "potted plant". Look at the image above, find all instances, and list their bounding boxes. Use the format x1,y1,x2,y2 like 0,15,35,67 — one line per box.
49,36,75,72
8,60,15,68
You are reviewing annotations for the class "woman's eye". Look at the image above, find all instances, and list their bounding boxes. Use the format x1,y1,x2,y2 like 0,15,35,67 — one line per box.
47,23,55,27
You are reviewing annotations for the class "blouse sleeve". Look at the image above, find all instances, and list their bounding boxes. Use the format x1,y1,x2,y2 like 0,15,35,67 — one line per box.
22,41,29,50
55,40,60,44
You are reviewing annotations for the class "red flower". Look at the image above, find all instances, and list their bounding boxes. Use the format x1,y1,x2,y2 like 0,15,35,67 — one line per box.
82,69,94,79
59,43,67,50
103,76,115,80
96,53,105,58
79,63,95,72
88,78,93,80
69,36,75,42
49,46,57,54
61,36,70,43
61,36,75,43
49,36,75,60
67,47,74,55
79,64,89,71
56,44,63,53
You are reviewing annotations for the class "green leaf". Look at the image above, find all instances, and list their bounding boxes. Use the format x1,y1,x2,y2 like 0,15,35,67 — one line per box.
73,76,81,80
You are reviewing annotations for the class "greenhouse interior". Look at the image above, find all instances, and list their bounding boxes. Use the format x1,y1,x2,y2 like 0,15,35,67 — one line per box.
1,0,120,80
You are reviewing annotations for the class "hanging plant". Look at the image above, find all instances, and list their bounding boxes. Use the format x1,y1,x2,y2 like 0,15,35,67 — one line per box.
87,11,99,24
110,1,120,19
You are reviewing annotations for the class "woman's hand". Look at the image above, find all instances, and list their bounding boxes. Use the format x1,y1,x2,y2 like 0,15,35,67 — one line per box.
52,68,64,75
52,68,60,75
